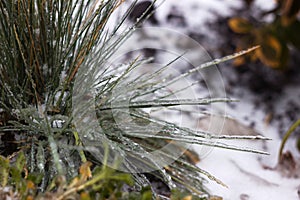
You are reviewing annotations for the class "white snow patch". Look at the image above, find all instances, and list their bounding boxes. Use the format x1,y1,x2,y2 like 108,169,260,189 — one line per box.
156,0,243,31
254,0,276,11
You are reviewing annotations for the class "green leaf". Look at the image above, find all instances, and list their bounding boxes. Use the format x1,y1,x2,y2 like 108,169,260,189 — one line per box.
141,190,152,200
15,152,26,171
10,152,26,186
110,173,134,186
0,156,10,186
170,188,207,200
26,173,44,185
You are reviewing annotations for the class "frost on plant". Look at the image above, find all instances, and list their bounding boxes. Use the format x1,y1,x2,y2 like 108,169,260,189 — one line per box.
0,0,268,199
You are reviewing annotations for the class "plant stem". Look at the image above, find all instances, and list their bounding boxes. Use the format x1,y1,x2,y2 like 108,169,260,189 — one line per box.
278,118,300,160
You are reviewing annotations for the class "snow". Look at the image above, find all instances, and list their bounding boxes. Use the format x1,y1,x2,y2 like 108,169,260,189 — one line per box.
196,102,300,199
156,0,243,29
199,146,300,199
253,0,276,10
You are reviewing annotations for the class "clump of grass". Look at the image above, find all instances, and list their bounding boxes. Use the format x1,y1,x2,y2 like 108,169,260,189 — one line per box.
0,0,268,199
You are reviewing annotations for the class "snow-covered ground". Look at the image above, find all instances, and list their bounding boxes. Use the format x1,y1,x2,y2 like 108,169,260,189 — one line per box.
196,90,300,200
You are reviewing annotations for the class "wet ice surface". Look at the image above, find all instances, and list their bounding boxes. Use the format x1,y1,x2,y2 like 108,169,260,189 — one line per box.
115,1,300,199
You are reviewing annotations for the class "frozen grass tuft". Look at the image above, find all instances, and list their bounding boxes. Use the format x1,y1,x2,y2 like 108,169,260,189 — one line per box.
0,0,267,199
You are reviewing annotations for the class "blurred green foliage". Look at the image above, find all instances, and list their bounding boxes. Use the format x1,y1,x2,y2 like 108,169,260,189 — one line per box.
0,152,149,200
228,0,300,69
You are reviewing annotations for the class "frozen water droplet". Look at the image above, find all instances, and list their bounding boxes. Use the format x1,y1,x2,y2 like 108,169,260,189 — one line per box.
38,163,44,170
